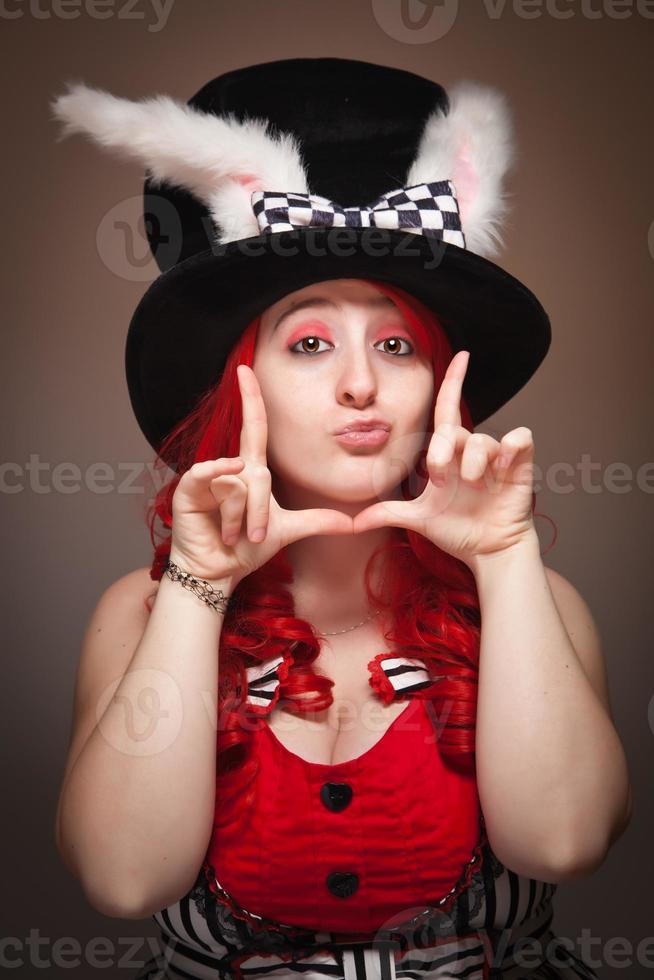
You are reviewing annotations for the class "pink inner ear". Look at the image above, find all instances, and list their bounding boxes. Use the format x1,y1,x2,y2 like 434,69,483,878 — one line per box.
453,137,479,219
233,173,263,193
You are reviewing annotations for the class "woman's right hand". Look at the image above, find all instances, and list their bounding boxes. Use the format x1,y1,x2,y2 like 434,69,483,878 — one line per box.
168,364,353,586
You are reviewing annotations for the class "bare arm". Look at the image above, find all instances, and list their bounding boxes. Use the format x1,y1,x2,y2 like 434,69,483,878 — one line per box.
55,564,236,919
471,532,632,882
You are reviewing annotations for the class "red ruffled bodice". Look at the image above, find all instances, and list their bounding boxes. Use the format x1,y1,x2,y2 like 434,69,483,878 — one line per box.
202,650,487,935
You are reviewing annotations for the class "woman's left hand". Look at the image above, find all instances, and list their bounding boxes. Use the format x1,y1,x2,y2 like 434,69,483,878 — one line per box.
352,350,538,568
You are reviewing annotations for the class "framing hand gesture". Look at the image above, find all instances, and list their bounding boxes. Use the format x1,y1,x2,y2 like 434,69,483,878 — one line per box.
352,351,538,568
169,364,353,585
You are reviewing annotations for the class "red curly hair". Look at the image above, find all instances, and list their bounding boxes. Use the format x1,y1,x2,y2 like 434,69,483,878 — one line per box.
141,279,554,828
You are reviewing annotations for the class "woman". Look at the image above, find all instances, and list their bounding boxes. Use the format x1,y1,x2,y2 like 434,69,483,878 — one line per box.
51,59,631,979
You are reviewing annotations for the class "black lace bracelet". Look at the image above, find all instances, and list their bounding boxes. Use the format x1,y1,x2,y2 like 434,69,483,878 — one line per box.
164,559,232,614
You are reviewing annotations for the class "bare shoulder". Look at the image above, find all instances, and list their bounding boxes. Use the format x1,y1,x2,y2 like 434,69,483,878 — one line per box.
103,564,159,605
79,566,162,669
79,564,158,682
542,565,612,718
119,565,160,612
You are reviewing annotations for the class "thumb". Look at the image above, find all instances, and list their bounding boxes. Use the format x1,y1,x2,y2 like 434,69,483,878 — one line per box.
282,507,354,546
353,498,413,535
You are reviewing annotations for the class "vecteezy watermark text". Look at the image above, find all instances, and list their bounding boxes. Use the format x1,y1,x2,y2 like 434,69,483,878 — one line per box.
0,931,167,969
96,201,452,281
0,0,175,32
3,453,654,497
2,927,653,970
371,0,654,44
0,456,170,497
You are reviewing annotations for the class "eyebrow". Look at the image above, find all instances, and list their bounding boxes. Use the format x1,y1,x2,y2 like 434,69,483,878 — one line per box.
272,295,397,333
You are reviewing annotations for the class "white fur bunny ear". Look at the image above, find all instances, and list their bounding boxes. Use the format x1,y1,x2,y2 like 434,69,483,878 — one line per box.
49,80,309,245
406,80,516,259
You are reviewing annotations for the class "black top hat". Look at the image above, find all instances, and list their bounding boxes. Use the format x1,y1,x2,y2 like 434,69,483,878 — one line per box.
51,57,550,468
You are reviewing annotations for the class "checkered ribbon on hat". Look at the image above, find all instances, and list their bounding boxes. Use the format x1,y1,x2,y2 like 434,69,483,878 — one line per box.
251,180,466,247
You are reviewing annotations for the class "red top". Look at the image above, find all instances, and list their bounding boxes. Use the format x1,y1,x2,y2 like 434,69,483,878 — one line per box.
204,651,486,936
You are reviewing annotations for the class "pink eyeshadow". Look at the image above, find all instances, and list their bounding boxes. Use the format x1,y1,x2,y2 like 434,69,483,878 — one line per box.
284,319,414,347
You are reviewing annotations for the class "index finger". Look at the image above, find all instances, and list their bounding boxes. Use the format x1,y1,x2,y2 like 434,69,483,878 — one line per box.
433,350,470,429
237,364,268,464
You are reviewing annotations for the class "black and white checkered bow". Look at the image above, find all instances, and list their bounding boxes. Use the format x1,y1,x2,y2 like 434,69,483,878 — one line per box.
251,179,466,247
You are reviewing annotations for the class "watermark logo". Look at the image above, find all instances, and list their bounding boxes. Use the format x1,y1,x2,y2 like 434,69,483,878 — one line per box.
96,195,182,283
372,0,460,42
96,669,183,756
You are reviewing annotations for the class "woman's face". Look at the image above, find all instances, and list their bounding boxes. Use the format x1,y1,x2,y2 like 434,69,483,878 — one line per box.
252,278,435,512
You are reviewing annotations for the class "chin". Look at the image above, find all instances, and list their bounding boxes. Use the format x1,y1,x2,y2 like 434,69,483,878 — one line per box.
276,453,399,500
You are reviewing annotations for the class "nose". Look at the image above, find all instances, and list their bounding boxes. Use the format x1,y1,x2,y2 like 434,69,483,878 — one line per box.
335,346,378,407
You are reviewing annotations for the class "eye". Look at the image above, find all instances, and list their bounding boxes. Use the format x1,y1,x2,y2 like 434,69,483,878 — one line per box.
289,336,332,355
375,337,414,356
289,336,414,356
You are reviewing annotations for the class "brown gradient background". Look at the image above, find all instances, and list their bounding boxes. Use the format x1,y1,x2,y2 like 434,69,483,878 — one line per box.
3,2,652,977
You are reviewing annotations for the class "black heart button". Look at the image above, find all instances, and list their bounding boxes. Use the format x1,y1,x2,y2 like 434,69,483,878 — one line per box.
326,871,359,898
320,781,353,812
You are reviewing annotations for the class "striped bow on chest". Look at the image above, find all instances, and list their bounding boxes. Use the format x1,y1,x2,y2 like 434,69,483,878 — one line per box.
243,651,434,714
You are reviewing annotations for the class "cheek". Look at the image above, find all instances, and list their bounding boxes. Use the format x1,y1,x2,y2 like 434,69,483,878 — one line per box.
400,379,434,434
260,388,325,466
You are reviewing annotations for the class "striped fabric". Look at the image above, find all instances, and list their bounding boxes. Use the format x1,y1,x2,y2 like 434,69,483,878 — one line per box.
244,652,435,713
134,865,598,980
242,652,291,713
132,653,600,980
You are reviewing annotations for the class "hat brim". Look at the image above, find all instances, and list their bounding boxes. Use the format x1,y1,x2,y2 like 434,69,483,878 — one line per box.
125,226,551,464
